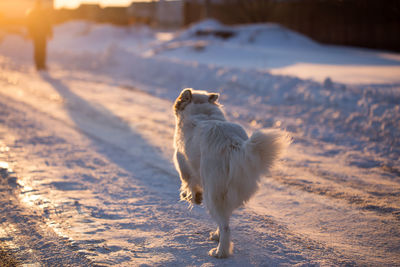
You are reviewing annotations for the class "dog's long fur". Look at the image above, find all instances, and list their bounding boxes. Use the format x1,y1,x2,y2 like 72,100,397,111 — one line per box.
173,88,290,258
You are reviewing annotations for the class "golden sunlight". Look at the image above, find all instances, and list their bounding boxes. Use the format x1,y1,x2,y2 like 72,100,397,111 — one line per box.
54,0,148,9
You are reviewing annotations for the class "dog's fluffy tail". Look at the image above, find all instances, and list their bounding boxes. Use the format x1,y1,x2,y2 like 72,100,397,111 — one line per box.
244,129,291,174
227,129,291,206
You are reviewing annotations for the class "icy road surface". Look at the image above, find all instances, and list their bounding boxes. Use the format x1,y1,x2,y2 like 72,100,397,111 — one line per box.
0,64,399,266
0,20,400,266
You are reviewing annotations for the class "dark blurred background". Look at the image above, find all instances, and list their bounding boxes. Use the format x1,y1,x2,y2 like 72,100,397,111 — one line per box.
0,0,399,52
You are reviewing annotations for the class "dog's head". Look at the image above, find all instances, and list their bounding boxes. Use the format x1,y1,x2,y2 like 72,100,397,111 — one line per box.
173,88,220,116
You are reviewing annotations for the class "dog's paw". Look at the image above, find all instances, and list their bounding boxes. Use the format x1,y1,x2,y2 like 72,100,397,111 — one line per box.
209,230,219,242
208,247,229,258
180,190,188,200
180,189,202,205
194,191,202,205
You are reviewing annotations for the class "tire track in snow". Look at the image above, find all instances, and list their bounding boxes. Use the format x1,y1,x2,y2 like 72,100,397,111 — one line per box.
273,163,400,220
0,139,93,266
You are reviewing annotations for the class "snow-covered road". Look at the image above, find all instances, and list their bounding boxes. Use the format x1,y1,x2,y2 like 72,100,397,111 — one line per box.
0,64,398,266
0,69,347,266
1,20,399,266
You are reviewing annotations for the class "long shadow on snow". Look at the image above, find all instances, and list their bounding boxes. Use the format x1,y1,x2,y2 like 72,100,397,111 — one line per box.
39,72,178,199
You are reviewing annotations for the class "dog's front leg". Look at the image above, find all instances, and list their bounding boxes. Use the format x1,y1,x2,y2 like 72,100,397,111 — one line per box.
174,151,191,201
175,151,203,204
174,151,191,182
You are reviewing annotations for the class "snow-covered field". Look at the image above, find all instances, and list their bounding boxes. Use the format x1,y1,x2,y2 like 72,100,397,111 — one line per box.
0,20,399,266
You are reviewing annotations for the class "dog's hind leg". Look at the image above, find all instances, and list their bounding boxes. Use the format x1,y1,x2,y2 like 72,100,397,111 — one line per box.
209,227,219,242
208,213,233,258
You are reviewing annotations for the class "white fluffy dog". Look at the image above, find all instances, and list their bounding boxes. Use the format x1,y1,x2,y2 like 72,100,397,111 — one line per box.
173,88,290,258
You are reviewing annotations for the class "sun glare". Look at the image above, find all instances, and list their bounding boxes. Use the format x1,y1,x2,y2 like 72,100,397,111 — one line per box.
54,0,146,9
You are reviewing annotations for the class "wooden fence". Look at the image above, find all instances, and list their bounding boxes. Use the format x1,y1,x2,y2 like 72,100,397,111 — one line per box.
184,0,400,52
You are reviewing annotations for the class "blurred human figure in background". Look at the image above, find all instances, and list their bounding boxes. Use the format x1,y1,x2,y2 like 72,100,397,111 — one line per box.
26,0,52,70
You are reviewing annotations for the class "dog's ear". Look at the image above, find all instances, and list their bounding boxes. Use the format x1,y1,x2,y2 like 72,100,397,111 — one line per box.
208,93,219,103
180,89,192,103
174,88,192,112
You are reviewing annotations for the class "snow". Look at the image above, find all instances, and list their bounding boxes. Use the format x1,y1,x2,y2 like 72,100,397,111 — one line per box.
0,20,399,265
